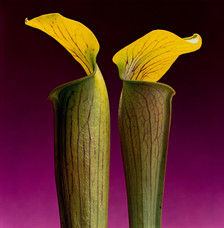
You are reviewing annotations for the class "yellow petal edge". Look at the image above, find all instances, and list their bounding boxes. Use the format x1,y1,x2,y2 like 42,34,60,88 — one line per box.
112,30,202,82
25,13,99,75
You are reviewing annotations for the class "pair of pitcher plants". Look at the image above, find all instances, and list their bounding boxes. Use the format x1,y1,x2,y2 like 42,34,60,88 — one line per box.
25,13,202,228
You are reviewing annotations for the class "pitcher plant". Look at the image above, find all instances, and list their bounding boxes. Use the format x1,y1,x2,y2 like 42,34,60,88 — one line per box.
26,13,110,228
113,30,202,228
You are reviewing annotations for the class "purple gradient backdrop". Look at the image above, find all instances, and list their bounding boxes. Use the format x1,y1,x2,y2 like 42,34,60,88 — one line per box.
1,1,224,227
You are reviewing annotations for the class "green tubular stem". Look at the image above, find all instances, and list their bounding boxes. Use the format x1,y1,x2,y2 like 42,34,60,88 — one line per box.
49,66,110,228
119,80,175,228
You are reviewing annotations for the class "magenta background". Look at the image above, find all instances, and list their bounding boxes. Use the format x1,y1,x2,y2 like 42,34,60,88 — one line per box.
1,1,224,228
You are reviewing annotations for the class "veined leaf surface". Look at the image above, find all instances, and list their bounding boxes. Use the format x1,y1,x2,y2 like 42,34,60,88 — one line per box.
113,30,201,228
113,30,202,82
26,13,110,228
26,13,99,75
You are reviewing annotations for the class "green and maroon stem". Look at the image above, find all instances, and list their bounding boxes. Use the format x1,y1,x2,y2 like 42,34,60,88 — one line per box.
119,80,175,228
49,66,110,228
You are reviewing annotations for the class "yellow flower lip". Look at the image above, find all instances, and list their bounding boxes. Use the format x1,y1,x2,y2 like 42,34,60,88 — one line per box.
25,13,99,76
113,30,202,82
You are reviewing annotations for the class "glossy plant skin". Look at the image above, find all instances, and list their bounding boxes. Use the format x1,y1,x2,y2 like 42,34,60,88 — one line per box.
49,67,110,228
119,81,174,228
113,30,202,228
26,14,110,228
